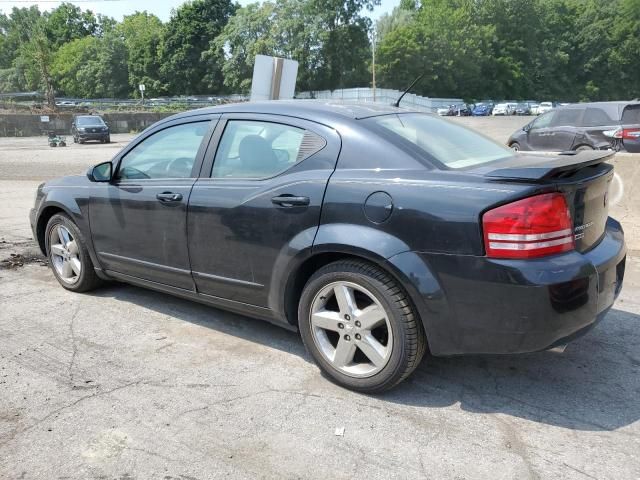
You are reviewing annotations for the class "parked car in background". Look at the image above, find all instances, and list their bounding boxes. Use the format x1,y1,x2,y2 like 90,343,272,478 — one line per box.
529,103,541,115
437,106,451,116
492,103,511,116
506,102,518,115
472,103,494,116
72,115,110,144
507,101,640,153
515,103,531,115
28,101,626,392
537,102,555,114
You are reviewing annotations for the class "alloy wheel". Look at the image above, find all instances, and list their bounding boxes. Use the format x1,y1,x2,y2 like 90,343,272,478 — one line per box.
309,281,393,378
49,224,81,284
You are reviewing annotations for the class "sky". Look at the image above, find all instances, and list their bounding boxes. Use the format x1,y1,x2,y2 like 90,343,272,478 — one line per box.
0,0,398,21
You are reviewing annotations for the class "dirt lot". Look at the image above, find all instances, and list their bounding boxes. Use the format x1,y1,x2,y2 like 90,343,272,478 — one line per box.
1,116,639,479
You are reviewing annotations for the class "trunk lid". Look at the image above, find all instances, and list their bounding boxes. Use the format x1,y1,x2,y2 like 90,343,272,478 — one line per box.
480,151,614,252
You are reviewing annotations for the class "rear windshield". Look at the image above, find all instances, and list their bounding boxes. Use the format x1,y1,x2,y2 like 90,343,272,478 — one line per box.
77,116,105,126
622,105,640,124
367,113,512,169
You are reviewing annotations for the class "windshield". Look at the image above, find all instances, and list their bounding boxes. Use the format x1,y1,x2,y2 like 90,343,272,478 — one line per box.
369,113,513,169
77,116,105,127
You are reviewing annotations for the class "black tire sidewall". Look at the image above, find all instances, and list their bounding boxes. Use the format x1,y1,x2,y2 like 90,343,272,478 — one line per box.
45,213,95,292
299,266,413,392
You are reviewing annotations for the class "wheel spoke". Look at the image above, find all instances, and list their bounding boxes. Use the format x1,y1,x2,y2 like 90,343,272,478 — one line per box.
69,258,81,275
311,310,342,332
358,334,387,367
356,304,386,331
50,244,66,257
333,338,357,368
334,284,356,316
67,240,78,255
58,226,71,246
61,260,74,278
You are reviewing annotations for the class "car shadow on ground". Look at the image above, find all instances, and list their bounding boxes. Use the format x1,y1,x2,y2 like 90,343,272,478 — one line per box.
92,283,640,432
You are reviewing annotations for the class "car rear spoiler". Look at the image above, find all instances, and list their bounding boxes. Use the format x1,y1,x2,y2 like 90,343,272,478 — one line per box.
485,150,615,181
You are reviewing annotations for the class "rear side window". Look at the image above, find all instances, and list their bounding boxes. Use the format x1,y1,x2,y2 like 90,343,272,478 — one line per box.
582,108,615,127
622,105,640,124
551,109,582,127
211,120,325,179
368,113,512,169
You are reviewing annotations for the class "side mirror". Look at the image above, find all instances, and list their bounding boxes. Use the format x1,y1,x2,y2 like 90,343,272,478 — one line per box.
523,123,532,132
87,161,112,182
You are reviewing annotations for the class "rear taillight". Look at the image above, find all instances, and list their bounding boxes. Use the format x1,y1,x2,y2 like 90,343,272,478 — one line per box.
483,193,575,259
622,128,640,140
603,127,640,140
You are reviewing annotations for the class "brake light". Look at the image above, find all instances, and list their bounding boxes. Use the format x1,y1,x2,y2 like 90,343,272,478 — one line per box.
483,193,574,259
603,127,640,140
622,128,640,140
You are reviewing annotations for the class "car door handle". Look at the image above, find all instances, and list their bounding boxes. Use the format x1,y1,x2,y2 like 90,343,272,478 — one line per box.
156,192,183,202
271,195,310,207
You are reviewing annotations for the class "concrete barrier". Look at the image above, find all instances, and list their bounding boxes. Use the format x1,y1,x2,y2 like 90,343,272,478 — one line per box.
0,112,175,137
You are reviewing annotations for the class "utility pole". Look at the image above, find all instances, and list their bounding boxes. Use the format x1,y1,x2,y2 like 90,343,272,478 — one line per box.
371,29,377,102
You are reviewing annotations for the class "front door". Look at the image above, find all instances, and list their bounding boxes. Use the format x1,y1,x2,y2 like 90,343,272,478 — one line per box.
527,111,555,150
187,114,340,306
90,117,217,289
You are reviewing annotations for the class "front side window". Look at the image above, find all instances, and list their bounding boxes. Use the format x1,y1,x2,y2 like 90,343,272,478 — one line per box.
211,120,324,179
531,112,554,129
117,122,209,180
368,113,512,169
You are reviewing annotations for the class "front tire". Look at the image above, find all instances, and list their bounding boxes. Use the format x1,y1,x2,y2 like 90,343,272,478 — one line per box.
509,142,521,151
298,260,426,393
45,213,102,292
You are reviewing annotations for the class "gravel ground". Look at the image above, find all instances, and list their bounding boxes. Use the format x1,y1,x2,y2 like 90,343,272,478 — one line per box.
1,116,639,479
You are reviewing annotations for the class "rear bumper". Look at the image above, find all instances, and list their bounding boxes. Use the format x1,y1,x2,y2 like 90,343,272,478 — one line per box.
388,217,626,355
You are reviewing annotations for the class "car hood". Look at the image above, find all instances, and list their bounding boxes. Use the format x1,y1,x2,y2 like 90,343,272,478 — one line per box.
43,174,92,189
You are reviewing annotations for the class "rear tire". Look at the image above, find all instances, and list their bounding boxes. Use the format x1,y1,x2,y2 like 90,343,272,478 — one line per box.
509,142,521,151
45,213,102,293
298,260,426,393
575,145,593,151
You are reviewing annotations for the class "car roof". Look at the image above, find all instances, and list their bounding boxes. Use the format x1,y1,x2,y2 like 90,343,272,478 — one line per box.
167,100,416,123
556,101,640,119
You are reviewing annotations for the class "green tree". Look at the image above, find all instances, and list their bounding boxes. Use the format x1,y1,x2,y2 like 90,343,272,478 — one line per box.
118,11,165,96
20,17,56,107
51,32,128,98
159,0,237,94
45,2,98,49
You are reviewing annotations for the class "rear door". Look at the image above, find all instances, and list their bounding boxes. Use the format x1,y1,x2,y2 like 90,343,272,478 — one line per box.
621,104,640,153
579,107,619,149
187,114,341,307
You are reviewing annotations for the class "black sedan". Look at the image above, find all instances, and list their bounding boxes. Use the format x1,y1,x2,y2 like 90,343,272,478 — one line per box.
30,102,626,392
72,115,111,144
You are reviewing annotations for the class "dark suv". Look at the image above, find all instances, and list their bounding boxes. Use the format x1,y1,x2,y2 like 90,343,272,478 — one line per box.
508,101,640,153
72,115,111,144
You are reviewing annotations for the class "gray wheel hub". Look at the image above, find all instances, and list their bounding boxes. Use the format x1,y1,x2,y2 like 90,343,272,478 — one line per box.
309,281,393,378
49,224,81,284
